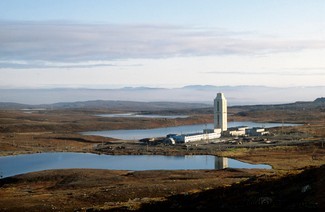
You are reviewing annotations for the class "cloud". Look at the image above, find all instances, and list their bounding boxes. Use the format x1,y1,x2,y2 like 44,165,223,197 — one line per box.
0,61,116,69
0,59,144,69
203,70,325,76
1,21,325,67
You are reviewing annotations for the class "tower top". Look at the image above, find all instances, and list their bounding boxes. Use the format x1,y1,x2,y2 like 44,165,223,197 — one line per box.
216,93,226,99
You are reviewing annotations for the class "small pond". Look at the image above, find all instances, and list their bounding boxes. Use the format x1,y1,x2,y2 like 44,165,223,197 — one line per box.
0,153,271,178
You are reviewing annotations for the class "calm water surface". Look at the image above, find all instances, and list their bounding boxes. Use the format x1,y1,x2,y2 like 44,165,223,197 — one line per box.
0,153,271,178
96,113,188,119
82,121,300,140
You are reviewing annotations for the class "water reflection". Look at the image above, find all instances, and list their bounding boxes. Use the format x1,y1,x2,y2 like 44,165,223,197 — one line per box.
215,156,228,169
96,113,188,119
0,153,271,178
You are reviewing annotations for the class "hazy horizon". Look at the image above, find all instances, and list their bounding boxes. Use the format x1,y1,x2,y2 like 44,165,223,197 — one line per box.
1,85,323,105
1,84,324,90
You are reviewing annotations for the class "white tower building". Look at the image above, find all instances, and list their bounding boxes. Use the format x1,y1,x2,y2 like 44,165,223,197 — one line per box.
214,93,227,131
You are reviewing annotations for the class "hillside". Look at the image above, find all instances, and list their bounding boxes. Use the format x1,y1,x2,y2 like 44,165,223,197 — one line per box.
0,95,324,111
139,165,325,210
0,100,210,111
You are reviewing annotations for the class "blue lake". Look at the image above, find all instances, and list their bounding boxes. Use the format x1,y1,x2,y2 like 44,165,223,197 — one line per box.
0,153,271,178
81,121,300,140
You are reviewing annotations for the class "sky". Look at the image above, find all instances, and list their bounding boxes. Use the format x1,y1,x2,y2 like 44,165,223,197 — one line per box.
0,0,325,89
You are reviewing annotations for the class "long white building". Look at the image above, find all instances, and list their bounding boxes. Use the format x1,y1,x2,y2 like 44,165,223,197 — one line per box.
166,129,221,143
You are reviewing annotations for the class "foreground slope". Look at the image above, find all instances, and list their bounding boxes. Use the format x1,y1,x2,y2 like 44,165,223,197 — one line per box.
139,164,325,211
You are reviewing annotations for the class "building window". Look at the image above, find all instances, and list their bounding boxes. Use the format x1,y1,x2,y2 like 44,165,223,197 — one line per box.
217,101,219,112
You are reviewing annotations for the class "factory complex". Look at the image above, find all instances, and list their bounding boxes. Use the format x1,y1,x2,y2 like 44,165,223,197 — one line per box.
164,93,269,144
165,93,227,144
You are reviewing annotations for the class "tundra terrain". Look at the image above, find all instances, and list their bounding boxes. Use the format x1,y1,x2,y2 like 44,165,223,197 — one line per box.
0,99,324,211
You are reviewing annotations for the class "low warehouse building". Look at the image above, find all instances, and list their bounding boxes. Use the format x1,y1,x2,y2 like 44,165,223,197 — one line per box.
226,126,248,136
166,129,221,143
246,127,269,136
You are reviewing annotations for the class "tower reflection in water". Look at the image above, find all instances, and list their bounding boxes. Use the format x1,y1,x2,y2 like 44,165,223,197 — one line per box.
214,156,228,169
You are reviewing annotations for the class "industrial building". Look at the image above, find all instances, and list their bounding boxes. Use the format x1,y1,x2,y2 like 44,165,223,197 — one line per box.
246,127,269,136
165,93,226,144
163,92,271,144
226,126,269,137
227,126,248,136
166,128,222,144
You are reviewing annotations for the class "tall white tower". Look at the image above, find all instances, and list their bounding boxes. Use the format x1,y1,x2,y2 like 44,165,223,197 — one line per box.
214,93,227,131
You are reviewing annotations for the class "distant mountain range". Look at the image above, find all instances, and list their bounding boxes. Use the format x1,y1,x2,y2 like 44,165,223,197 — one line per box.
0,98,323,111
0,85,324,106
0,100,209,110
